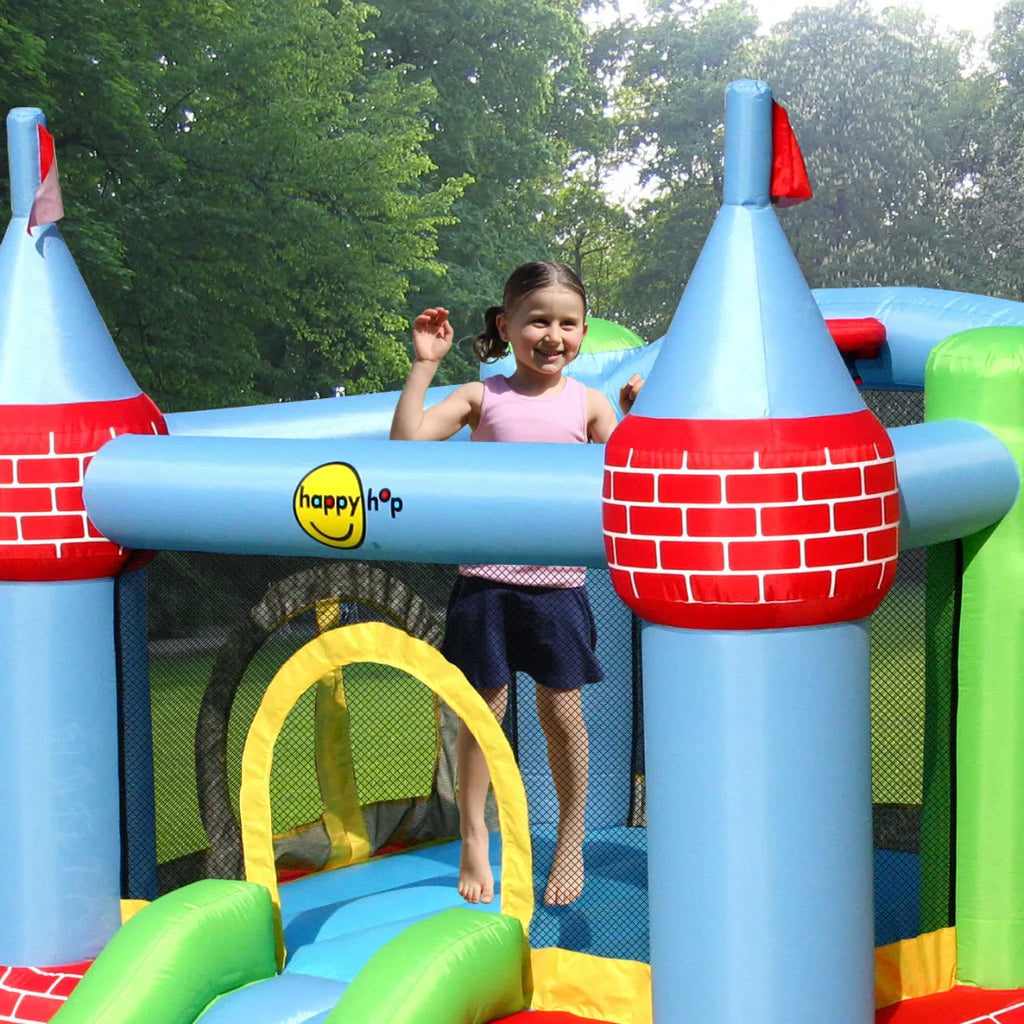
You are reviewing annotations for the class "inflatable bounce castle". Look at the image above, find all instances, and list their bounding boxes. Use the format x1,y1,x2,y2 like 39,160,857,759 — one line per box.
2,79,1024,1024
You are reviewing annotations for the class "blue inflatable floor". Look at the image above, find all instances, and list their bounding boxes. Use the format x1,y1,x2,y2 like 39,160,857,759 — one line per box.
196,839,501,1023
528,825,649,961
874,848,921,947
196,828,920,1022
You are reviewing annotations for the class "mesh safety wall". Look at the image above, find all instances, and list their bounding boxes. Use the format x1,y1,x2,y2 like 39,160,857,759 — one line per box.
444,565,645,958
134,554,458,893
864,390,953,946
119,394,946,956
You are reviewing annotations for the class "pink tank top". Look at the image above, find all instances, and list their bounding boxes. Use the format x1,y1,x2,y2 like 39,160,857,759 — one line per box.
461,375,588,588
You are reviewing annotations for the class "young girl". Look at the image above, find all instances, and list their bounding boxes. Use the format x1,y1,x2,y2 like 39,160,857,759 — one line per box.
390,261,641,907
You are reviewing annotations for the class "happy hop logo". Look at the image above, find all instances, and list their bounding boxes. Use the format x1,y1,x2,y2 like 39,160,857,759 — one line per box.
293,462,404,550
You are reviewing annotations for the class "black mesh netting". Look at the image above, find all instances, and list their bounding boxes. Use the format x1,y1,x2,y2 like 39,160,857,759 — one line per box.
864,390,954,945
117,393,951,959
130,555,460,893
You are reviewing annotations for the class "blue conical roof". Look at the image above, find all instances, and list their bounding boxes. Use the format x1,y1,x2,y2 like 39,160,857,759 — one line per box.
0,108,142,404
631,79,865,422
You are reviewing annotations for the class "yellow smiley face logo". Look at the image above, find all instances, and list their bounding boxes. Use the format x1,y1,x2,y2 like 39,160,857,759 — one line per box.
293,463,366,549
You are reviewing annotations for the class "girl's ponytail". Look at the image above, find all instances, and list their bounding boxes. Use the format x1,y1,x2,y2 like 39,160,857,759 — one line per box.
470,305,508,363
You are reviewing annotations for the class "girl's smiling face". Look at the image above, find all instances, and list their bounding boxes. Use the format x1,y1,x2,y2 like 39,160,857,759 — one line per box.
498,286,588,382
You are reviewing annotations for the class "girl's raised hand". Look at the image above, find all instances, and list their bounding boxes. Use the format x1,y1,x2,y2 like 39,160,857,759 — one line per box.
619,373,644,415
412,307,454,364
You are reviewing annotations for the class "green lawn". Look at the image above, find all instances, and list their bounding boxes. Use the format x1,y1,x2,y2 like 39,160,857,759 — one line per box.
148,581,933,865
150,651,437,864
150,654,214,863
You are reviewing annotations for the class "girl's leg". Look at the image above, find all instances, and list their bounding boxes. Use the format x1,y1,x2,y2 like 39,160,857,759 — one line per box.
535,685,588,906
457,684,508,904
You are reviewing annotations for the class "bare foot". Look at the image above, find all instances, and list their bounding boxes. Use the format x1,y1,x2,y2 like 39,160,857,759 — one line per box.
544,836,584,906
458,830,494,904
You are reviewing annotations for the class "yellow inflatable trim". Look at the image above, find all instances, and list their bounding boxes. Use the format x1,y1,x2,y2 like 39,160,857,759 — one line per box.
239,622,533,962
314,666,373,868
530,948,651,1024
526,927,957,1023
874,926,956,1009
312,597,373,867
119,899,149,925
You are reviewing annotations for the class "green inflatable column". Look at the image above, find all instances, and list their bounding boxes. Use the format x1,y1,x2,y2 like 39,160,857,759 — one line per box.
926,327,1024,987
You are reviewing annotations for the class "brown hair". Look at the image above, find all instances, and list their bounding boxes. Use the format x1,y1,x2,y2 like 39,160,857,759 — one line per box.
470,262,587,363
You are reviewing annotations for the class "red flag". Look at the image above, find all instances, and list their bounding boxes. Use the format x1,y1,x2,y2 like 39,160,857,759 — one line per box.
770,101,812,207
27,124,65,233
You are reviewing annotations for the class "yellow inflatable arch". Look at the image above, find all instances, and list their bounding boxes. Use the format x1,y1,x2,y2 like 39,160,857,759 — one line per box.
236,621,534,960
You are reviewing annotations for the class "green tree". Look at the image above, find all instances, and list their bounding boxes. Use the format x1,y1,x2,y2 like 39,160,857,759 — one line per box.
549,171,639,325
604,0,759,339
963,0,1024,300
0,0,464,410
362,0,605,382
755,1,984,292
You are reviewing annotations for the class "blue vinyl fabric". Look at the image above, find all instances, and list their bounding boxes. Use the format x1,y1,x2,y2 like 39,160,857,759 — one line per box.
814,286,1024,389
629,80,876,1024
643,620,876,1024
0,579,122,965
86,417,1018,563
1,109,144,404
279,843,498,976
13,78,1024,1023
889,420,1019,548
0,110,150,964
632,81,866,423
191,826,918,1023
197,975,347,1024
194,843,497,1023
84,434,609,567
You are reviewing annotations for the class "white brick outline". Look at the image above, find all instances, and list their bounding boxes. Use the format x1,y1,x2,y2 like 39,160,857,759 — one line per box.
964,999,1024,1023
0,418,159,559
0,962,85,1023
604,443,899,604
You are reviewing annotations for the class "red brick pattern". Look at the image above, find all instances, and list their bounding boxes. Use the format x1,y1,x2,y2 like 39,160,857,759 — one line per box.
0,394,165,581
0,961,89,1023
1000,1006,1024,1023
603,411,899,629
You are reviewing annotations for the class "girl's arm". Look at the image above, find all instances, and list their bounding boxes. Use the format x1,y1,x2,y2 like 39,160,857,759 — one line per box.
391,372,481,440
619,374,644,414
586,374,645,444
390,307,481,440
587,388,619,444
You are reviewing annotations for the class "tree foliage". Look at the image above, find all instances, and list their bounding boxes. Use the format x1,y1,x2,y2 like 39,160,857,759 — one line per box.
1,0,464,410
1,0,1023,401
963,0,1024,299
755,0,985,292
598,0,759,339
549,170,639,324
361,0,606,381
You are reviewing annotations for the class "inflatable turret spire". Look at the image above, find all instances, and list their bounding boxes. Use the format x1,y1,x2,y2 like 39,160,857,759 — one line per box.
604,80,899,630
0,108,166,581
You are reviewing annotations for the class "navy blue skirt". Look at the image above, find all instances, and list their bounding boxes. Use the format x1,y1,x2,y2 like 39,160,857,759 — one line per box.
440,575,603,692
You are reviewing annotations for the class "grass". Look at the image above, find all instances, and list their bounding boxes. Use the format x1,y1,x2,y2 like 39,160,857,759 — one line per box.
147,580,933,865
150,650,437,864
150,654,214,863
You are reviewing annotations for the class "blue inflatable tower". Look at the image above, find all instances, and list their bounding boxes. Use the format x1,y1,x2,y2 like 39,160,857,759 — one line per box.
603,80,896,1022
0,108,165,965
